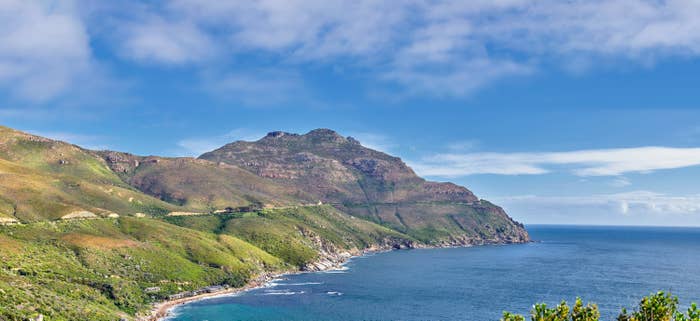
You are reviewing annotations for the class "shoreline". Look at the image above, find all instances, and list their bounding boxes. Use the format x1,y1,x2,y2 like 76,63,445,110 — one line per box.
140,239,529,321
140,248,380,321
140,271,285,321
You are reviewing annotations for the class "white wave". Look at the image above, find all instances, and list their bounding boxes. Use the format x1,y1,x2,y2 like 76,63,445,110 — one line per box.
263,277,287,288
326,291,343,296
278,282,323,286
259,289,306,296
320,270,347,274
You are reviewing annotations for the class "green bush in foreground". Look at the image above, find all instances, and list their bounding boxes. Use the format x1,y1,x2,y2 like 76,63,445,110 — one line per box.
502,292,698,321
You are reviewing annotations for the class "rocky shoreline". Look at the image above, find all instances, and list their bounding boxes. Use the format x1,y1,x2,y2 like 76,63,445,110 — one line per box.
142,236,529,321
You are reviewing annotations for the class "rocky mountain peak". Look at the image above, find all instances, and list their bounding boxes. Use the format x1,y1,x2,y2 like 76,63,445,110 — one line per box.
264,131,294,138
304,128,347,143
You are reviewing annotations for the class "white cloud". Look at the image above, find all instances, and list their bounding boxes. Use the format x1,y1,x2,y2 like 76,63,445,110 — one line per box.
610,176,632,187
98,0,700,98
412,146,700,177
176,128,265,157
384,59,533,97
3,0,700,101
0,0,93,102
493,191,700,225
119,17,215,64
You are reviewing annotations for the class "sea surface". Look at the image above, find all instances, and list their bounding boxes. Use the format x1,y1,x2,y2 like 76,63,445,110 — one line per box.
168,225,700,321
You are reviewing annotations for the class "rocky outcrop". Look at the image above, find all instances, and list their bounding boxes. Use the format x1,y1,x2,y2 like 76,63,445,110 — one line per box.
60,210,98,220
0,217,19,225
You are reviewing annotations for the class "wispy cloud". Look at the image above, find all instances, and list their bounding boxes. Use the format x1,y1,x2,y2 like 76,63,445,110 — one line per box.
610,176,632,187
493,191,700,225
412,146,700,177
118,16,216,65
94,0,700,99
0,1,94,102
176,128,265,157
3,0,700,102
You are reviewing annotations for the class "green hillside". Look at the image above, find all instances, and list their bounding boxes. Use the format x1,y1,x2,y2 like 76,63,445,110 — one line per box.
0,127,180,222
0,125,528,320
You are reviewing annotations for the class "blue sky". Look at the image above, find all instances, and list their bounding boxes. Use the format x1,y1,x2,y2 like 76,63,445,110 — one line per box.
2,1,700,226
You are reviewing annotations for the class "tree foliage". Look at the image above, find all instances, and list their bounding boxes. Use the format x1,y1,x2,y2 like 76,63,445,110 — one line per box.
503,292,698,321
617,292,699,321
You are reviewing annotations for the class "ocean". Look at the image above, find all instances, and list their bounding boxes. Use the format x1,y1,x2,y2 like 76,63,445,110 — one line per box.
167,225,700,321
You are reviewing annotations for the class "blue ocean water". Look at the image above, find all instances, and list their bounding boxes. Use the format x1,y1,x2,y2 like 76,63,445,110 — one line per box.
168,225,700,321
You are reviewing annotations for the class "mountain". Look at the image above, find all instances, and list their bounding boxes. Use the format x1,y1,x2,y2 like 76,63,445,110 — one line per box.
0,125,528,320
199,129,528,245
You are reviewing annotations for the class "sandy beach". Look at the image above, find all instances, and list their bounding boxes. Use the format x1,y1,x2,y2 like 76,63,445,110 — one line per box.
139,272,282,321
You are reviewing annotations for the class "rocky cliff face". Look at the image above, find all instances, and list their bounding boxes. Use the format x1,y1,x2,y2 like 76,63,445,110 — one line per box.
199,129,528,245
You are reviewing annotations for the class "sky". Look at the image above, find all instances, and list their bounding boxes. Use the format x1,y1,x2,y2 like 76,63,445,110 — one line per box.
2,0,700,226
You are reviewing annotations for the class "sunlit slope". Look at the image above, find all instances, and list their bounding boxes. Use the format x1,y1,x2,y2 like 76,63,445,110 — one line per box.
166,205,413,268
0,126,179,222
0,217,284,320
98,151,313,210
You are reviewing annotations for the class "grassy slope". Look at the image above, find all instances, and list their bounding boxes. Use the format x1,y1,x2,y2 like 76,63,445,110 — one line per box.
340,201,528,244
0,126,414,320
0,217,284,320
99,153,311,211
166,205,412,268
0,126,521,320
0,127,180,222
0,206,411,320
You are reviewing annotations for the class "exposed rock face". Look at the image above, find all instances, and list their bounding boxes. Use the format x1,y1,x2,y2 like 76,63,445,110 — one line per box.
99,151,141,174
300,227,417,272
0,217,19,225
200,129,528,245
200,129,478,205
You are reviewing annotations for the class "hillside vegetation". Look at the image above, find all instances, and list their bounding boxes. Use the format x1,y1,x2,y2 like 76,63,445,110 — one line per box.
502,291,699,321
0,127,179,222
0,125,528,320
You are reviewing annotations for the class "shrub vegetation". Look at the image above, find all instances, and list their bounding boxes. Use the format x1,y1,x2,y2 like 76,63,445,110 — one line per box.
502,292,699,321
